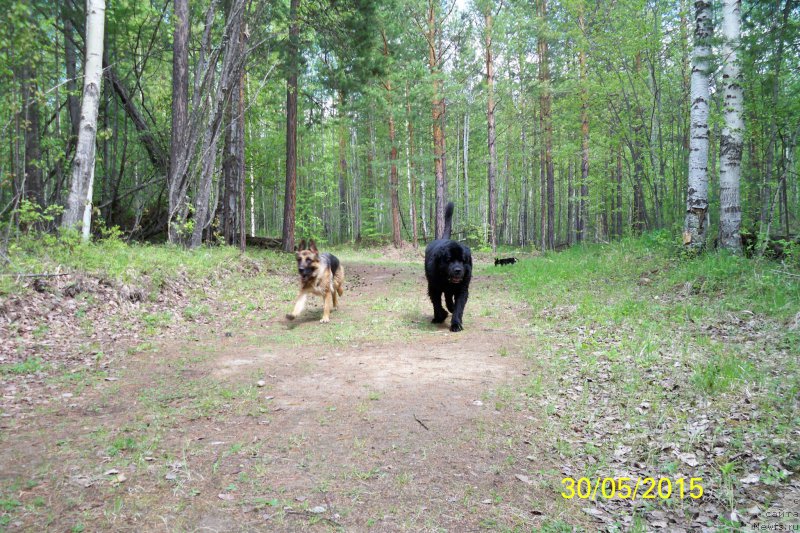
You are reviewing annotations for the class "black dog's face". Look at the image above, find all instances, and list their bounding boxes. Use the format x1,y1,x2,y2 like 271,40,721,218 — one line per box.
440,242,471,284
447,259,466,284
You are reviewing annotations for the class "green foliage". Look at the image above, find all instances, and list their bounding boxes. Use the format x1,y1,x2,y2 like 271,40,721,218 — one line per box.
15,200,63,234
691,352,757,395
0,358,47,375
1,232,282,296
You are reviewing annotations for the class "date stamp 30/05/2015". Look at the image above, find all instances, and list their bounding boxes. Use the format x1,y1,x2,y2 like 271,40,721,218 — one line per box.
561,477,703,501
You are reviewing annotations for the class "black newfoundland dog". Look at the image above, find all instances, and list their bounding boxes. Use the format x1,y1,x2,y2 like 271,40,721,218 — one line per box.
425,202,472,332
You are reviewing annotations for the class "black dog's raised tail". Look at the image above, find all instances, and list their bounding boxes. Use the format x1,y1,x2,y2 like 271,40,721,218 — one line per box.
442,202,455,240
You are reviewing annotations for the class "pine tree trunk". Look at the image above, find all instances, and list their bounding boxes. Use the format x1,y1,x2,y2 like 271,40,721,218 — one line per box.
282,0,299,252
718,0,743,253
404,87,418,246
62,0,105,240
382,32,402,247
427,0,446,238
683,0,712,251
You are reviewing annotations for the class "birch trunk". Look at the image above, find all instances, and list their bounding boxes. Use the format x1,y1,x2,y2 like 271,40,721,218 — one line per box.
718,0,743,253
683,0,712,251
62,0,105,240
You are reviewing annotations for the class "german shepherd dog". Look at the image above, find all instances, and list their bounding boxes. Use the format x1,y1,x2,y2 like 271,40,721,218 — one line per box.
425,202,472,332
286,240,345,323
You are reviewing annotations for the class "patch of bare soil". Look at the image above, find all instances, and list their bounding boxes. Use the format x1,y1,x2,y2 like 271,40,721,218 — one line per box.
0,261,590,531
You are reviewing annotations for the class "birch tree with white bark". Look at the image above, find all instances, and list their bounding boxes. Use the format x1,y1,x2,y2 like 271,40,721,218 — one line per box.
719,0,743,253
683,0,712,251
62,0,106,240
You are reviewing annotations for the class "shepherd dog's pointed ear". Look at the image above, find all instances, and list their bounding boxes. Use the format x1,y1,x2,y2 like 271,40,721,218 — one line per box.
309,239,318,253
297,239,306,251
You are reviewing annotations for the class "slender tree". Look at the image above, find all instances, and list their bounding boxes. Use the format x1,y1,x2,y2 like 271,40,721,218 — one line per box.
382,31,403,247
282,0,299,252
62,0,106,240
577,5,589,243
538,0,554,249
683,0,712,251
167,0,190,244
425,0,447,238
485,8,497,251
719,0,743,253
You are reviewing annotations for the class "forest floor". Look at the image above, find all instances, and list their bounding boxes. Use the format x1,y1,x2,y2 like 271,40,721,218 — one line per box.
1,236,799,532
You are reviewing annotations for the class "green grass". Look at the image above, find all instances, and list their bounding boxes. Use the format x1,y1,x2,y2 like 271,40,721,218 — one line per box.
508,231,800,528
0,358,47,375
1,233,290,296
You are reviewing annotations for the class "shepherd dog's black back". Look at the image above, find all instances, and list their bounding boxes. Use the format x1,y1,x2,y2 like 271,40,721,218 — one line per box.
424,202,472,332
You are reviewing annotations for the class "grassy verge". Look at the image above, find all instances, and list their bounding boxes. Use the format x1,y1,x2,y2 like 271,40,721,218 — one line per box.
509,231,800,529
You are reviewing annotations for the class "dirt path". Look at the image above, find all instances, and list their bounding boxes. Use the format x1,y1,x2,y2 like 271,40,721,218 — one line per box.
1,260,586,531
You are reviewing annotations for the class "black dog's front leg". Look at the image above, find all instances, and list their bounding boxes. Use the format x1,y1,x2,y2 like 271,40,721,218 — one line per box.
449,287,469,332
428,283,448,323
444,291,455,313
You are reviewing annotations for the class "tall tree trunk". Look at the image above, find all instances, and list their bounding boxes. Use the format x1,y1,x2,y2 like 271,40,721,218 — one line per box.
337,90,348,243
485,10,497,251
616,144,623,238
237,50,247,252
761,0,794,235
382,31,402,247
567,160,574,245
282,0,299,252
22,66,43,205
168,0,190,244
683,0,712,251
577,8,589,243
631,54,648,235
520,125,527,246
405,83,418,247
62,0,105,240
427,0,446,238
719,0,743,253
221,1,247,248
463,111,470,225
63,15,81,139
538,0,554,250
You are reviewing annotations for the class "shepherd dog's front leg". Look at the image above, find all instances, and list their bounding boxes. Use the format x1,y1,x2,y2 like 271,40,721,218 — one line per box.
286,292,307,320
320,291,333,323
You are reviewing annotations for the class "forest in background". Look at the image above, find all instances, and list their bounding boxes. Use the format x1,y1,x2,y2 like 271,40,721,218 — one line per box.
1,0,798,255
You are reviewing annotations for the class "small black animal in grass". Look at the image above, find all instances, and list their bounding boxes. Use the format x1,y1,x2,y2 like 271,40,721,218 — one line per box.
494,257,518,266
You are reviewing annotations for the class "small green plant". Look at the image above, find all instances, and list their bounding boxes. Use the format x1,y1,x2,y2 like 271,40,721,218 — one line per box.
0,358,46,375
108,435,138,456
691,352,755,395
